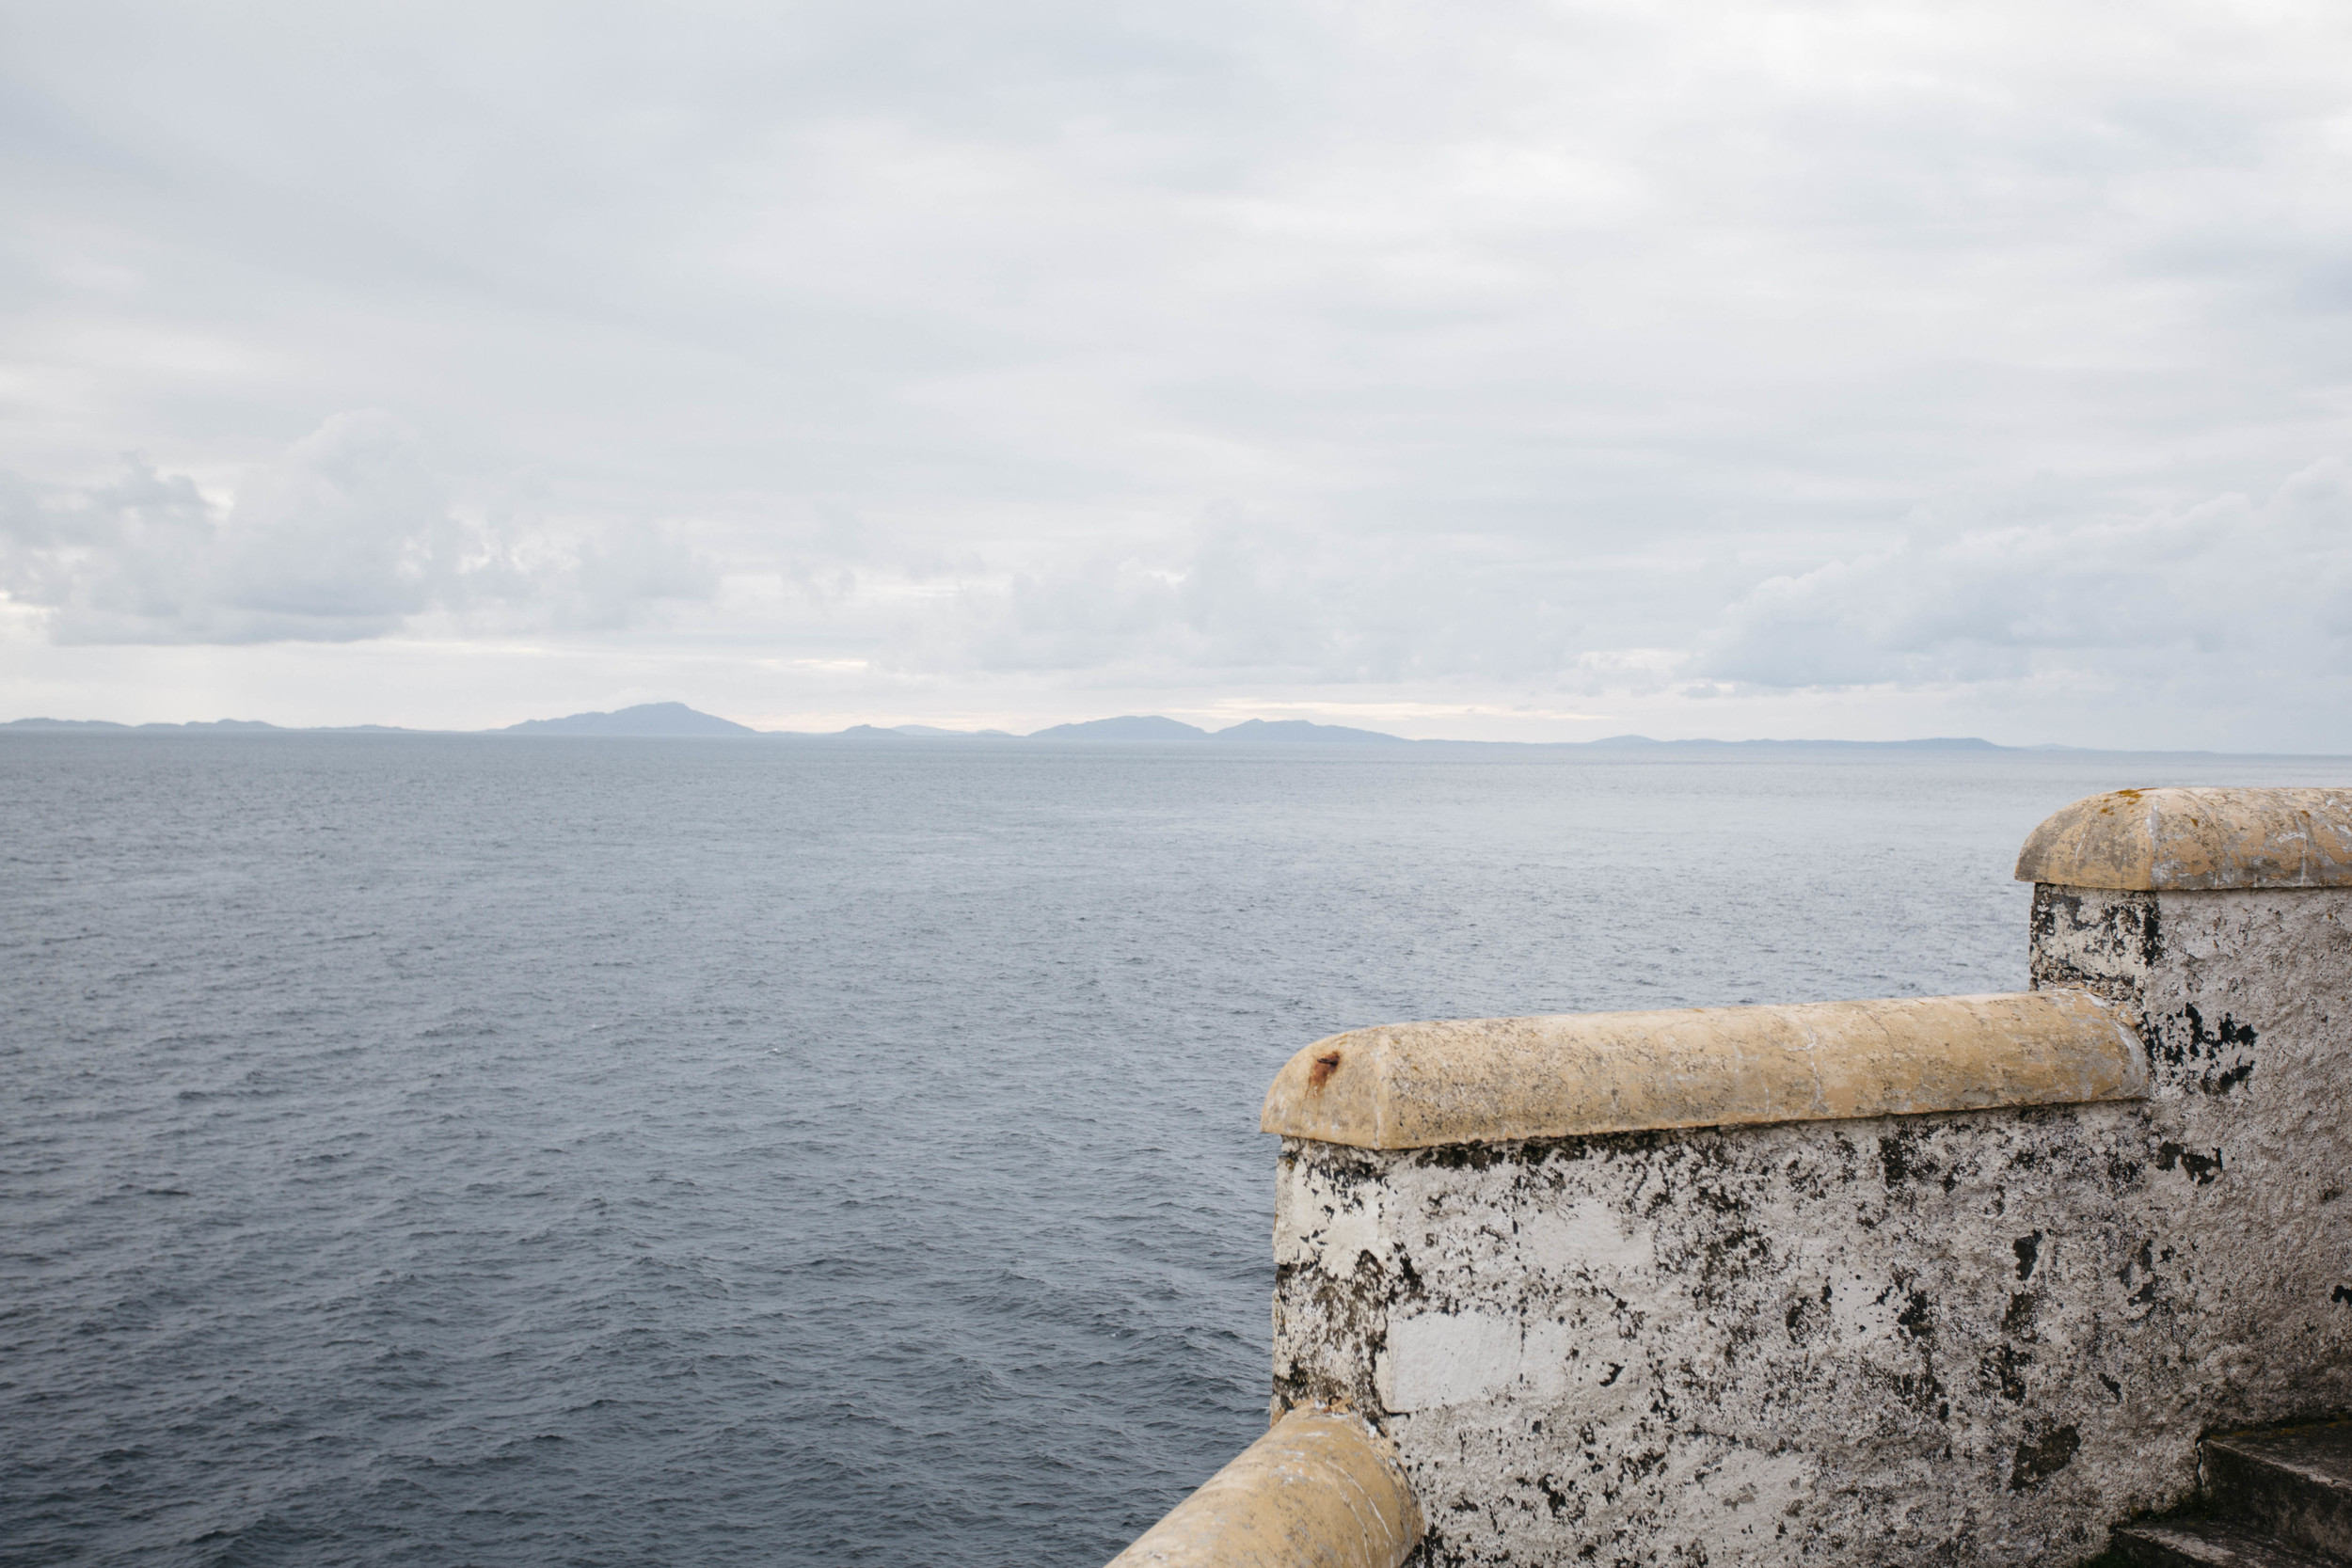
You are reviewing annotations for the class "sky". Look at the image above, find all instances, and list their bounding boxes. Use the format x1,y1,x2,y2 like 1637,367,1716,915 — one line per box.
2,0,2350,746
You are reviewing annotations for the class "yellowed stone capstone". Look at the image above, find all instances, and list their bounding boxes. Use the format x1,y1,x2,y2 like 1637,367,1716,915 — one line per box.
1260,990,2144,1151
2015,785,2352,891
1104,1407,1422,1568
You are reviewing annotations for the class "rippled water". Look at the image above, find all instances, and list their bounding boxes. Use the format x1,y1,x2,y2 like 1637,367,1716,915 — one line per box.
5,735,2343,1567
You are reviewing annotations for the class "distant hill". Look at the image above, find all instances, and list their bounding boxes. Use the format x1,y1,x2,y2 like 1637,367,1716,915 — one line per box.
1027,715,1210,740
0,708,2046,751
502,702,758,736
1585,734,2003,751
3,716,287,732
1210,718,1410,745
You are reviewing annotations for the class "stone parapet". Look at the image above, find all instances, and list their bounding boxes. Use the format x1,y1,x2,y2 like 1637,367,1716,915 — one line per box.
1268,863,2352,1565
1101,788,2352,1568
1261,992,2145,1150
1104,1407,1421,1568
1276,1102,2180,1563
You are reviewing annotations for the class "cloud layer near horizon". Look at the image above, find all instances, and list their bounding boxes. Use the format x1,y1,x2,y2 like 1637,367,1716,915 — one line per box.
3,1,2349,743
1,414,712,643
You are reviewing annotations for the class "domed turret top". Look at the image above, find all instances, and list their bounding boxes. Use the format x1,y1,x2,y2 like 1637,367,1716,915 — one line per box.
2015,786,2352,890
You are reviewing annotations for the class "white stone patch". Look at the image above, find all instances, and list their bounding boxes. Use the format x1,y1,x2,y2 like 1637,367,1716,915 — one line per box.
1513,1195,1655,1284
1271,1153,1389,1272
1378,1311,1642,1414
1316,1198,1383,1274
1379,1310,1522,1411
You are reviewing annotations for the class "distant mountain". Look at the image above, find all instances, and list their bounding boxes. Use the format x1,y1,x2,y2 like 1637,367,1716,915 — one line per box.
1585,734,2004,751
3,716,286,732
1211,718,1411,745
1026,715,1210,740
892,724,1015,737
502,702,758,736
755,724,1016,740
1857,737,2002,750
0,710,2059,752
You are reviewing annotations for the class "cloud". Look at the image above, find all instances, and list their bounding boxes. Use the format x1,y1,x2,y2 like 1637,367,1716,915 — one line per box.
4,3,2352,738
1701,461,2352,690
851,454,2352,715
0,413,716,643
907,520,1602,687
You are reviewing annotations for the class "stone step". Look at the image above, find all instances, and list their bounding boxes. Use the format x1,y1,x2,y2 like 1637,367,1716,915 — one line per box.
2114,1517,2328,1568
2204,1422,2352,1564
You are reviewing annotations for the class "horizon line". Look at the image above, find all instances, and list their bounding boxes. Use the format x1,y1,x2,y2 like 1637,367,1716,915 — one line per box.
7,707,2344,758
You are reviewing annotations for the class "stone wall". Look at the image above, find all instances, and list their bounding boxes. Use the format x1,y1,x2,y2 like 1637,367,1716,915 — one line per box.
1267,883,2352,1568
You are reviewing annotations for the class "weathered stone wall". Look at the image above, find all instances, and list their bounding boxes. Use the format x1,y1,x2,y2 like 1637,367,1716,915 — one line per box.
1270,887,2352,1568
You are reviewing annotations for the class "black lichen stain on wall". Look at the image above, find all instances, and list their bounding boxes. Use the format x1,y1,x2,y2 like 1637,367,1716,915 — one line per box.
1273,1251,1396,1418
1785,1282,1834,1346
2152,1004,2259,1095
1272,1143,1407,1421
1880,1128,1937,1189
2154,1141,2223,1185
2008,1423,2081,1491
1879,1124,1966,1195
1980,1341,2034,1404
2028,886,2160,1016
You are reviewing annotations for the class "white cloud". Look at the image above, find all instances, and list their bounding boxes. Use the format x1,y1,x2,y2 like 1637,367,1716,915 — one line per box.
899,520,1604,688
3,1,2351,739
1701,460,2352,690
0,413,715,643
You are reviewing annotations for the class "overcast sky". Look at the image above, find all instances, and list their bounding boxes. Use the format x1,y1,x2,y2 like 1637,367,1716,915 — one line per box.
3,1,2349,745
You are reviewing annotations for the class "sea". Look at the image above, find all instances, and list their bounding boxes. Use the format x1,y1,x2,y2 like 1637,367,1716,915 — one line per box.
5,735,2344,1567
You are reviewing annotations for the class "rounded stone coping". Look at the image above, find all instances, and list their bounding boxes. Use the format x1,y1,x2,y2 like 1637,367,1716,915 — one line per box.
2016,786,2352,891
1104,1406,1421,1568
1261,990,2144,1151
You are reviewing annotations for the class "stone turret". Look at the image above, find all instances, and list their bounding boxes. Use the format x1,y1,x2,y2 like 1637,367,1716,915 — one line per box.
1108,787,2352,1568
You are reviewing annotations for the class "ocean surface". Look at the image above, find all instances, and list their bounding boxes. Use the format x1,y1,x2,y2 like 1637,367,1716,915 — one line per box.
6,736,2344,1567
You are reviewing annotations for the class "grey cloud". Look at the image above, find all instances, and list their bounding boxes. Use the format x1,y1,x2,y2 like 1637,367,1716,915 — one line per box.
0,413,715,643
894,456,2352,703
5,3,2352,738
1701,462,2352,690
903,522,1604,687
